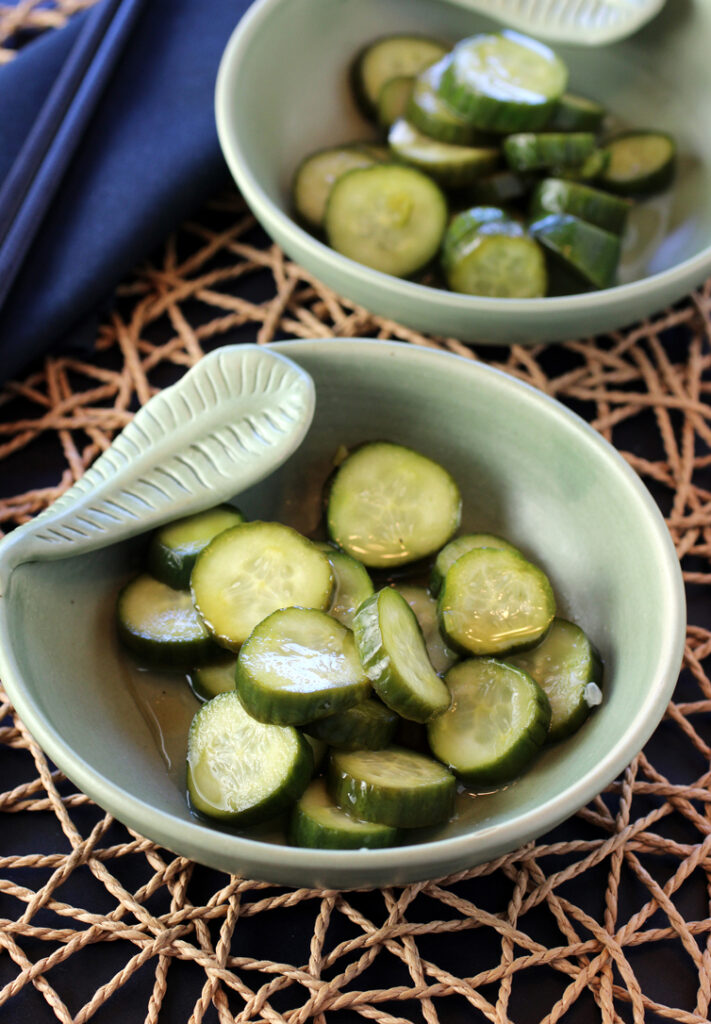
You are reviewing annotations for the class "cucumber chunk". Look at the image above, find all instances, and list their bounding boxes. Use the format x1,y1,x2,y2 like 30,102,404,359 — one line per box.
237,607,370,725
290,778,400,849
327,442,461,568
292,146,379,230
547,93,606,133
148,504,244,590
188,657,237,702
601,131,676,196
191,522,333,651
441,215,547,298
428,659,551,786
305,697,397,750
353,588,451,722
530,178,630,235
441,205,509,256
554,148,610,183
117,574,220,668
388,118,499,187
316,544,374,629
408,57,485,145
187,691,312,824
506,617,603,741
530,213,621,290
328,746,456,827
325,164,448,278
430,533,523,595
438,547,556,657
377,76,414,128
440,31,568,133
395,584,458,674
352,35,448,119
503,132,596,173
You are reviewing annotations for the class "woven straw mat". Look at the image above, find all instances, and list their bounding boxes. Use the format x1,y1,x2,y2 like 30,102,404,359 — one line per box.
1,4,711,1023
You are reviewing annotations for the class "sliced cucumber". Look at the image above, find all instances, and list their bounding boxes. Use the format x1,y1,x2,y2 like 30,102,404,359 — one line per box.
327,442,461,568
601,131,676,196
292,146,379,230
530,178,630,235
191,522,333,651
554,147,610,182
148,504,244,590
395,584,458,674
305,735,329,772
290,778,400,849
428,659,550,787
506,618,603,741
503,132,596,173
430,533,523,595
441,218,547,298
353,588,451,723
186,691,312,824
328,746,456,827
388,118,499,188
547,93,606,133
469,169,533,206
237,607,370,725
305,697,397,750
438,547,555,657
352,35,449,119
188,657,237,702
316,543,374,629
325,164,448,278
377,75,414,128
440,31,568,133
408,57,485,145
530,213,620,290
441,205,508,255
117,574,220,668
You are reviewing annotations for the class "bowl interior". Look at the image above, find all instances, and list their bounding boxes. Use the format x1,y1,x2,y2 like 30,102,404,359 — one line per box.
221,0,710,282
2,341,684,887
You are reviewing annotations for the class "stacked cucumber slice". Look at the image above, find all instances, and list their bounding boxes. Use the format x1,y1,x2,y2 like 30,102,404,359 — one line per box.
117,441,603,849
291,30,676,296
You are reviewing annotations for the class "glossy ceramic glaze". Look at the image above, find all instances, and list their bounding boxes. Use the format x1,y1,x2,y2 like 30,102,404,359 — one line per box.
0,340,686,887
215,0,711,343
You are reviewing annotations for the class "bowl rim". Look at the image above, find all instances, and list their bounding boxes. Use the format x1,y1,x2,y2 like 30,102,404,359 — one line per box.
0,339,687,885
214,0,711,323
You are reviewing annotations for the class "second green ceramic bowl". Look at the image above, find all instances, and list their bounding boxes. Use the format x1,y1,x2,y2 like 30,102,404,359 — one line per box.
215,0,711,343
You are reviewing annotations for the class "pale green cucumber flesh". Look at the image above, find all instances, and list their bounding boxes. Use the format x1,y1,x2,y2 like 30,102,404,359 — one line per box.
304,697,397,750
442,206,510,259
328,746,456,828
191,522,333,651
290,778,400,849
601,132,676,196
117,574,219,668
353,588,451,723
236,607,370,725
530,178,630,235
316,544,374,629
377,76,415,128
188,657,237,702
530,213,620,290
388,118,499,187
327,441,461,568
395,584,458,674
438,547,556,656
353,35,448,117
187,692,312,824
428,659,551,786
148,504,245,590
506,617,603,741
442,222,547,298
292,147,378,229
430,533,523,595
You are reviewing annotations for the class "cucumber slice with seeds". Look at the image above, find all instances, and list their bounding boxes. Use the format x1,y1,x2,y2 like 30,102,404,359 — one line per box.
191,522,333,651
117,574,221,668
441,218,547,298
304,697,397,750
316,544,374,630
290,778,400,849
388,119,499,187
188,657,237,702
503,132,596,173
530,213,620,290
187,691,312,824
438,547,555,657
531,178,630,235
428,659,551,787
600,131,676,196
237,607,370,725
292,146,379,230
440,31,568,133
395,584,458,675
377,76,415,128
430,533,523,595
352,35,448,119
353,588,451,723
327,442,461,568
328,746,456,827
148,504,245,590
506,618,603,741
325,164,448,278
547,93,605,133
408,57,486,145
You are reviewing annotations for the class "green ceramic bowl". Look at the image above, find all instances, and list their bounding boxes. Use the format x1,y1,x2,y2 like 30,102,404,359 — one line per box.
0,340,685,887
215,0,711,344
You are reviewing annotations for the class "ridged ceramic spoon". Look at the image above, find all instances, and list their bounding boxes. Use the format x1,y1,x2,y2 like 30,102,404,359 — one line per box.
449,0,666,45
0,345,315,592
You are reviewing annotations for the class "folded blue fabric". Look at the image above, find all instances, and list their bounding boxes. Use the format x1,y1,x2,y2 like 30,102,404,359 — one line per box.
0,0,252,383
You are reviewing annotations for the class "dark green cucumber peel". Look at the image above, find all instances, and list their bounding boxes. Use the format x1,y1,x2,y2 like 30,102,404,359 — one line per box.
530,178,630,235
148,504,244,590
290,778,400,849
503,132,596,173
600,131,676,196
388,118,500,188
547,93,606,133
530,213,621,290
408,57,488,145
304,698,398,750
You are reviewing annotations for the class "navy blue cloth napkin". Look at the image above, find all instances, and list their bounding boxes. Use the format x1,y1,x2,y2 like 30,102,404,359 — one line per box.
0,0,251,383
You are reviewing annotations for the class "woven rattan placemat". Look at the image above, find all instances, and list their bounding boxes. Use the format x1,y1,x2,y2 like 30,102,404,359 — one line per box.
1,5,711,1023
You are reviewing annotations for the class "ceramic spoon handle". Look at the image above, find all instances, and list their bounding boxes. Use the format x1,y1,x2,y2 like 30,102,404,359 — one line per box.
0,346,315,592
